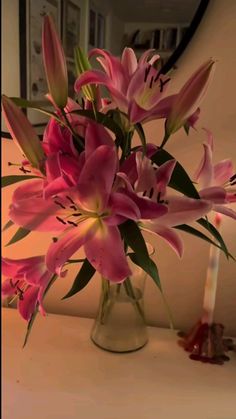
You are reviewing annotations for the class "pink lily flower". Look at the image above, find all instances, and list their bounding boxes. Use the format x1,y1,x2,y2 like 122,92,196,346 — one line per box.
9,146,142,283
165,59,215,137
193,129,236,220
1,256,64,321
74,47,171,124
8,118,115,217
2,95,45,171
42,118,83,197
118,151,212,257
42,15,68,108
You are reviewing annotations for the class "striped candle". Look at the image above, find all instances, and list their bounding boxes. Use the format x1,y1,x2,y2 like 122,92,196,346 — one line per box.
202,213,223,325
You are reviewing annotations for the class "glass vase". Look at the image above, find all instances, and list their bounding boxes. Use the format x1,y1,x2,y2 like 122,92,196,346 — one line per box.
90,246,153,352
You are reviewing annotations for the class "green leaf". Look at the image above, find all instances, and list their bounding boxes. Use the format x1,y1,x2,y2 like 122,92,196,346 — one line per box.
128,252,174,328
66,258,85,264
119,220,161,290
6,227,31,246
62,259,96,299
2,175,40,188
128,252,161,290
120,220,174,327
175,222,235,261
74,47,96,101
10,97,60,121
23,274,57,347
175,224,223,249
151,148,200,199
184,123,190,135
23,305,39,348
10,97,52,108
119,220,149,258
2,220,14,232
134,123,146,154
159,129,170,148
71,109,124,145
197,218,233,260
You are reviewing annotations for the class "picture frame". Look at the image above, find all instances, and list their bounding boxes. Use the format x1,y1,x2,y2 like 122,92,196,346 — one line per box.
89,8,96,47
19,0,61,128
97,13,105,49
89,6,106,50
62,0,81,61
162,28,178,51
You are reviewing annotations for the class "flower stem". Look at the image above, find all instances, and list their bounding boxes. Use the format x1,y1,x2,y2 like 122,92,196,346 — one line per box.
123,277,145,321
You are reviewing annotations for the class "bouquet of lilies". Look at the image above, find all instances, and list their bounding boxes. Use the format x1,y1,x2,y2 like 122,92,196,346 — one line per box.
2,16,236,344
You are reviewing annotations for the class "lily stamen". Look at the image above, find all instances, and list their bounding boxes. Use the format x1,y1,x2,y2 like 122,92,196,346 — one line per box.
149,187,154,199
67,220,78,227
144,65,151,83
54,200,66,209
19,166,31,174
159,78,171,93
56,216,67,225
10,278,19,288
70,205,77,211
149,76,154,89
66,195,76,205
154,69,162,82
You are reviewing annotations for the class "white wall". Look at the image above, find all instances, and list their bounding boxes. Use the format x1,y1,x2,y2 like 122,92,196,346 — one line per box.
1,0,20,131
2,0,236,335
106,13,125,55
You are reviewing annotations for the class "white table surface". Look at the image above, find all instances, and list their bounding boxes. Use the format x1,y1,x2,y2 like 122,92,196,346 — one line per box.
2,307,236,419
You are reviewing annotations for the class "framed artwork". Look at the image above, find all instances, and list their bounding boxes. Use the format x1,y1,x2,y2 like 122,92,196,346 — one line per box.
89,9,96,47
162,28,178,51
19,0,61,127
97,13,105,49
89,6,106,49
62,0,81,61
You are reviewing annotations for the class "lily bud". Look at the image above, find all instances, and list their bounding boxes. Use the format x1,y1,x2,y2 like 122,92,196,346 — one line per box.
74,47,96,102
2,95,44,170
165,59,215,136
42,15,68,108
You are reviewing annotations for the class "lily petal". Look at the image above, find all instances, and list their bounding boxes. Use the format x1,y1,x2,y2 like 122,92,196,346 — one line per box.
43,118,78,157
1,278,18,297
85,122,114,159
141,221,184,258
165,59,215,135
199,186,227,204
85,224,131,282
75,69,128,111
156,159,176,197
46,218,98,273
127,66,170,110
2,96,44,169
42,15,68,108
135,152,156,193
125,190,168,219
12,179,44,203
108,192,141,220
213,205,236,221
121,47,138,77
18,286,39,321
2,256,45,278
193,144,213,188
9,196,67,232
159,196,212,227
79,145,117,196
213,159,234,185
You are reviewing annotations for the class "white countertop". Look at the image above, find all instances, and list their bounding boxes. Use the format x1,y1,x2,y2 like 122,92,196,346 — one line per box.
2,307,236,419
